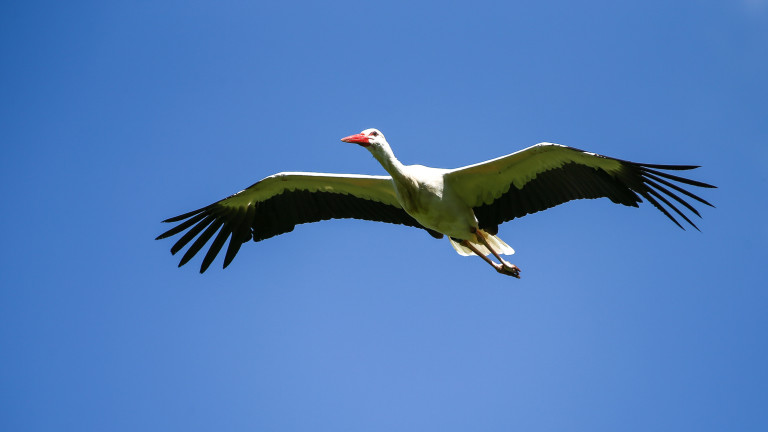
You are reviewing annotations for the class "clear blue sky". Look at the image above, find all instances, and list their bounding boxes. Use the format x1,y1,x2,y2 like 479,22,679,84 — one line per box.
2,1,766,430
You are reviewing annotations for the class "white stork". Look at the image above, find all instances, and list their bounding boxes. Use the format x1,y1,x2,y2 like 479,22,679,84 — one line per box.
157,128,715,277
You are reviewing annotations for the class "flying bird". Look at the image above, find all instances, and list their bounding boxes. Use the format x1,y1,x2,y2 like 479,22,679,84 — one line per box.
157,129,715,277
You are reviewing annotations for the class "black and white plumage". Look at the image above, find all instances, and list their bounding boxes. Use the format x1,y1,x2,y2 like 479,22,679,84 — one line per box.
157,129,715,277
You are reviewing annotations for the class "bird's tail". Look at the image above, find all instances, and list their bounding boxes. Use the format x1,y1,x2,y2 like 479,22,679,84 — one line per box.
449,232,515,257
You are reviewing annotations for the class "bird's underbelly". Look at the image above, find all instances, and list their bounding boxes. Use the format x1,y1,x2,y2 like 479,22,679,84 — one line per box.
397,186,478,240
412,209,476,239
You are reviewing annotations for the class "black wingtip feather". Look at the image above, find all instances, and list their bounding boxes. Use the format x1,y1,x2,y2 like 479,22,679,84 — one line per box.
156,212,209,240
646,187,699,231
641,167,717,189
641,171,716,208
178,219,224,268
640,189,685,230
170,214,216,255
641,175,703,217
637,163,700,170
200,224,232,273
162,206,208,223
222,207,251,269
222,237,244,269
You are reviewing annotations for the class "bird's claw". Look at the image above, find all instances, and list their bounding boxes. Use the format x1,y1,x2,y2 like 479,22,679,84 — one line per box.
497,263,521,278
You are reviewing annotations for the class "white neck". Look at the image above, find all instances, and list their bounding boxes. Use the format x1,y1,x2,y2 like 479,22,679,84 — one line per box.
369,142,407,180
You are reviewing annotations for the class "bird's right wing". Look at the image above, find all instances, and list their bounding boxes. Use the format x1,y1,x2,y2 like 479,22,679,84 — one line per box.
445,143,715,233
156,172,435,273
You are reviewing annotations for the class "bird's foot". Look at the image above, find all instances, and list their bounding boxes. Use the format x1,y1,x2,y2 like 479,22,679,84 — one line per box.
495,262,521,278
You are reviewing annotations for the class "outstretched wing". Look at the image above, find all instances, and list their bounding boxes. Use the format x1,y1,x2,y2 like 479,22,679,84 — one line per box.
157,172,437,273
445,143,715,233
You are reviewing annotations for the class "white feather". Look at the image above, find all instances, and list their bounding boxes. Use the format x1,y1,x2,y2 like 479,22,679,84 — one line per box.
448,233,515,257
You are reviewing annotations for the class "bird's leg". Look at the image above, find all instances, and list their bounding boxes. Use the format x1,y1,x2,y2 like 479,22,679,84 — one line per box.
473,229,521,278
460,239,521,279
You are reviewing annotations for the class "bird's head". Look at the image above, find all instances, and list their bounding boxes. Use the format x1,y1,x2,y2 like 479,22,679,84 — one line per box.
340,128,387,149
341,128,399,170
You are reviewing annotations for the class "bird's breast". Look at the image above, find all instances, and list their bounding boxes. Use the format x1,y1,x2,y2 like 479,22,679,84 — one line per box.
392,174,477,239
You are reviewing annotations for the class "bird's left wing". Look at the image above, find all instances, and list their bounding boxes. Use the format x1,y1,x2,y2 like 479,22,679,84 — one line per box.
157,172,433,273
444,143,715,233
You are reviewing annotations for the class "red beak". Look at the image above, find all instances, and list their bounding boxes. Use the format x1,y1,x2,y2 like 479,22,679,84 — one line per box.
340,133,370,146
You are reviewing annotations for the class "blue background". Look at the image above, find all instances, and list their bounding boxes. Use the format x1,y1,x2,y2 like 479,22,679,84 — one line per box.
2,1,766,430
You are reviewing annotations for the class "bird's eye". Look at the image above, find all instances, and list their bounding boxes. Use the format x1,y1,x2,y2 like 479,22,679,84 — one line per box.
370,131,379,137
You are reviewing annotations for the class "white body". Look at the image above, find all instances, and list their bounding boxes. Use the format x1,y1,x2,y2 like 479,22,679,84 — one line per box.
361,131,515,256
389,164,476,239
